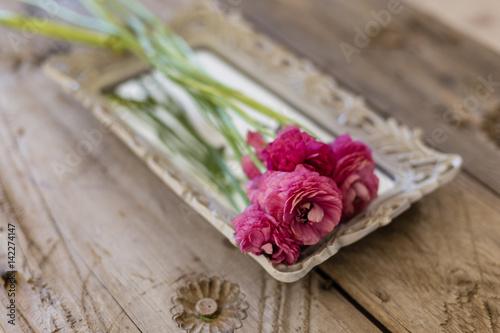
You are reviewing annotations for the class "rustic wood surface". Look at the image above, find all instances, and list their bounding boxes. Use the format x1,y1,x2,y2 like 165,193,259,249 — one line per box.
0,0,499,332
411,0,500,56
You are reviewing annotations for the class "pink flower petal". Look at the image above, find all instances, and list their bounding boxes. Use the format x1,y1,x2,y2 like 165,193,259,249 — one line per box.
262,126,335,176
261,243,273,255
251,169,343,245
332,134,379,218
307,204,324,222
232,204,301,264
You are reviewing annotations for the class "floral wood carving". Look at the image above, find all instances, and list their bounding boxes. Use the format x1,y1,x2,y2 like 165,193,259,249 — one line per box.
171,277,248,332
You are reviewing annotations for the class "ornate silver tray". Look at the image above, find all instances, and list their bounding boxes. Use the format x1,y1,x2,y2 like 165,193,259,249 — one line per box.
44,0,462,282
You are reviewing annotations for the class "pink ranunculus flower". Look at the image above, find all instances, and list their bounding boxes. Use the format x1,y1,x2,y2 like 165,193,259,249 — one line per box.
331,134,379,218
232,204,301,265
251,169,343,245
261,125,336,177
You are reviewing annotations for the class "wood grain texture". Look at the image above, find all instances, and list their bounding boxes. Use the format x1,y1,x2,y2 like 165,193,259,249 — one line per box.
321,174,500,332
239,0,500,196
410,0,500,57
0,64,138,333
0,22,379,333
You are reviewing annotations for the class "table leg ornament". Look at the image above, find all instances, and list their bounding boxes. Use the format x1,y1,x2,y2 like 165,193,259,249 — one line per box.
1,0,462,282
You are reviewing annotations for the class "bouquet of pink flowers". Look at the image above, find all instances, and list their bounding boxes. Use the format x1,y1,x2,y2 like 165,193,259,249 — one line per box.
0,0,378,266
233,126,379,265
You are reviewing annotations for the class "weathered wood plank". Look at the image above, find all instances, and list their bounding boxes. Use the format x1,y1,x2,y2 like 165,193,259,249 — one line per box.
0,28,381,333
239,0,500,196
321,174,500,332
410,0,500,56
0,79,138,333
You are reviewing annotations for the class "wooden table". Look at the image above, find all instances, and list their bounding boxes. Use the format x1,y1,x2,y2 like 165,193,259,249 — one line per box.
0,0,499,332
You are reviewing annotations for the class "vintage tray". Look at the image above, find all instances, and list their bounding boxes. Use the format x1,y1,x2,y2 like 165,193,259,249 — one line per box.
44,0,462,282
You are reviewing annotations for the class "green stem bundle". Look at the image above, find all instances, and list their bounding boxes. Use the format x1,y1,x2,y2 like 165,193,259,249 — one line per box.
0,0,305,212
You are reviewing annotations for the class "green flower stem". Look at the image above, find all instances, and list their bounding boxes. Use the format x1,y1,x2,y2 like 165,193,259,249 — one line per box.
141,83,250,207
99,1,299,130
111,94,248,211
0,10,130,51
0,0,317,213
17,0,119,34
167,74,297,131
222,100,276,138
209,96,267,173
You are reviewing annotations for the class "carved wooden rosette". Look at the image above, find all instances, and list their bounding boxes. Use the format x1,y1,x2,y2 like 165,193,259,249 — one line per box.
171,277,248,332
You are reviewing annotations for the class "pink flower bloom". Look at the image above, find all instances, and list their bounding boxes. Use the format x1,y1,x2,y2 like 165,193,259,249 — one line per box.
251,169,343,245
232,204,301,264
331,134,379,218
262,125,336,177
